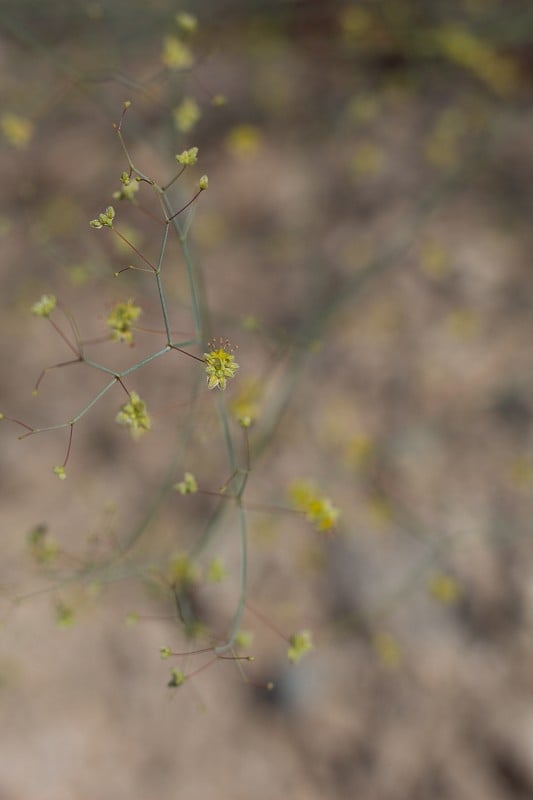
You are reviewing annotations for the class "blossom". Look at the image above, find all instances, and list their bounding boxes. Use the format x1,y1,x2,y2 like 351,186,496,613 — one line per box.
287,630,313,664
89,206,115,229
31,294,56,318
175,147,199,166
174,471,198,494
107,299,141,346
288,481,340,532
116,391,151,438
204,339,239,390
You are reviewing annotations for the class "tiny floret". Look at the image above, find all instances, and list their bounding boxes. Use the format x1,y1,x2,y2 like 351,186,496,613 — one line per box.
204,339,239,391
31,294,57,318
287,630,313,664
113,174,138,202
174,471,198,495
160,646,172,660
107,299,142,346
198,174,209,190
168,668,186,688
176,146,199,166
289,481,340,532
176,12,197,33
53,465,67,480
90,206,115,229
116,391,151,438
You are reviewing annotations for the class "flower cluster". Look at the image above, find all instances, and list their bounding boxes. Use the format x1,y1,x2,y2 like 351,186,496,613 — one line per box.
204,339,239,390
31,294,56,318
89,206,115,229
106,299,141,346
288,481,340,532
113,173,139,202
287,630,313,664
115,391,151,438
175,146,199,166
174,471,198,495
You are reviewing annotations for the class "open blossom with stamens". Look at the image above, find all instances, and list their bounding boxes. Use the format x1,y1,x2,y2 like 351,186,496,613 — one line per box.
204,339,239,390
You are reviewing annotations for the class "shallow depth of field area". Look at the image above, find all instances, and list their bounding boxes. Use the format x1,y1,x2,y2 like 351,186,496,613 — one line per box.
1,2,533,798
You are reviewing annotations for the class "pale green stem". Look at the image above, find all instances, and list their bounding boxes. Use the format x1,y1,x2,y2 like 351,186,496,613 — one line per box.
119,346,170,377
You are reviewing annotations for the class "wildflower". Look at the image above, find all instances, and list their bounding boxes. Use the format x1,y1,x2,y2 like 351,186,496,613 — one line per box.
89,206,115,229
175,146,199,166
173,98,201,133
167,554,198,587
207,557,226,583
174,471,198,494
287,630,313,664
162,35,193,70
27,524,59,565
1,113,34,149
31,294,57,318
106,299,141,346
53,465,67,480
116,391,151,438
288,481,340,532
204,339,239,391
113,173,139,202
176,12,197,34
198,174,209,190
160,646,172,660
168,668,186,687
55,601,75,629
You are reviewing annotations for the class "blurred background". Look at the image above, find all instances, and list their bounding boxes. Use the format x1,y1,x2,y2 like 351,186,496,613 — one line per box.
1,1,533,798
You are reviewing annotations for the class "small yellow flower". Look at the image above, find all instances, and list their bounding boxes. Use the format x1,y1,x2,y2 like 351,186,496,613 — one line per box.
116,391,151,438
198,174,209,190
162,35,193,69
106,299,141,346
31,294,57,318
53,465,67,480
89,206,115,229
288,481,340,532
1,113,34,149
173,98,201,133
113,174,139,202
174,471,198,494
287,630,313,664
168,668,186,687
204,339,239,390
176,146,199,166
176,12,197,34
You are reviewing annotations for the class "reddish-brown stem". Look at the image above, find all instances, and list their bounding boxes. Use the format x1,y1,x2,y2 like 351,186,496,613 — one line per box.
162,164,186,192
48,318,80,357
2,415,34,433
169,344,205,363
112,228,157,272
34,358,82,394
167,189,202,222
115,377,130,397
246,601,289,643
62,424,74,468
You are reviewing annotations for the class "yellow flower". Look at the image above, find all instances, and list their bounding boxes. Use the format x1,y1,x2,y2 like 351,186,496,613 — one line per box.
173,98,201,133
204,339,239,390
31,294,56,318
288,481,340,532
1,113,34,148
175,146,199,166
162,35,193,69
89,206,115,229
107,299,141,346
287,630,313,664
116,391,151,438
